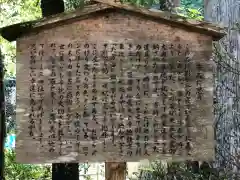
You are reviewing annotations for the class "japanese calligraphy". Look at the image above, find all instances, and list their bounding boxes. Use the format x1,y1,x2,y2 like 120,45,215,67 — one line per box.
16,41,214,163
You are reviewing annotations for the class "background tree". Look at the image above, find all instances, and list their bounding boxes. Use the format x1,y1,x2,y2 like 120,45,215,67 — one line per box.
205,0,240,176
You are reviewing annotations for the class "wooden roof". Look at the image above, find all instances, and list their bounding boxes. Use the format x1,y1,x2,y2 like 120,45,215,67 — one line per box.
0,0,226,42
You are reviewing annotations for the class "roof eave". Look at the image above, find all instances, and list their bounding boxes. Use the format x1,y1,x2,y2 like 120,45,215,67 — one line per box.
0,3,111,42
0,1,226,42
0,21,34,42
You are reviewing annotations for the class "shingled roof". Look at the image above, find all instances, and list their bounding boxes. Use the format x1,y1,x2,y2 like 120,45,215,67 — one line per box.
0,0,226,42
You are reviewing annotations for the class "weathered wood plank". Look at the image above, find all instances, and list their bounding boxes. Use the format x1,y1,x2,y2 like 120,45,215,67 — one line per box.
15,11,215,164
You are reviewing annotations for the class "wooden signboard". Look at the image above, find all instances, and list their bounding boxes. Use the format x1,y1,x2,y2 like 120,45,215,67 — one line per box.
15,7,215,164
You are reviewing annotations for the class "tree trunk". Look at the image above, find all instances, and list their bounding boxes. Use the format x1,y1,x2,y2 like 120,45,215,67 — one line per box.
0,47,6,180
204,0,240,173
40,0,65,17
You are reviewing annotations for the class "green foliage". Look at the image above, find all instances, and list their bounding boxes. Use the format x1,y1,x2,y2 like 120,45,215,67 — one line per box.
0,0,41,77
64,0,85,11
133,161,229,180
179,0,204,20
5,150,51,180
79,163,93,180
120,0,159,8
181,0,203,10
175,7,203,20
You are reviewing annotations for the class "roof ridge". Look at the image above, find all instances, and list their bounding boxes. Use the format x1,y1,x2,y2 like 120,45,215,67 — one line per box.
93,0,226,39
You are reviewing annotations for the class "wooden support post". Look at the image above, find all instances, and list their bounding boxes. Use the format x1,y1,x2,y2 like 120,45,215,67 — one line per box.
0,48,6,180
52,163,79,180
105,162,126,180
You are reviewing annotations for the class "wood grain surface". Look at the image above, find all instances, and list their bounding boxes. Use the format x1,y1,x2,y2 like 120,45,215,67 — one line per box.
16,10,215,164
